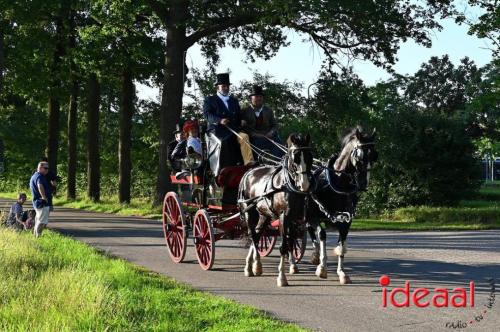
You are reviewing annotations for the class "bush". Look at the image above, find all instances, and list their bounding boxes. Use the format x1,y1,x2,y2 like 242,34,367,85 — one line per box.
358,109,482,215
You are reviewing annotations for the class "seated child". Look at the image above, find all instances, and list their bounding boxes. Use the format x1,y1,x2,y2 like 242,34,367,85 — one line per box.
183,120,202,156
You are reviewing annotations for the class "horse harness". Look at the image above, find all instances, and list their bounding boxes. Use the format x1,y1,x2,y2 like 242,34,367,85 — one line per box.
238,147,313,220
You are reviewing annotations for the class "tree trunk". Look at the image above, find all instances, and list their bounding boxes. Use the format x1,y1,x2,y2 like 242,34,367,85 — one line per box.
46,97,60,173
87,73,101,202
45,14,66,177
119,68,135,203
66,9,78,200
154,1,188,205
67,80,78,200
0,21,5,95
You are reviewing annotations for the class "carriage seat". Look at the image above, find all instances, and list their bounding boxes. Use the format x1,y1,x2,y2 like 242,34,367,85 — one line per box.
216,165,252,189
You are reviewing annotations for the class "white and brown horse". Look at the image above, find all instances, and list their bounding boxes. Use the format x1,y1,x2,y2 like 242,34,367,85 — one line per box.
238,133,313,287
308,127,377,284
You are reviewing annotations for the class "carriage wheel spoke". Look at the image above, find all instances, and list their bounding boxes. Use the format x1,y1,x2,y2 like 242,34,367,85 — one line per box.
162,193,186,263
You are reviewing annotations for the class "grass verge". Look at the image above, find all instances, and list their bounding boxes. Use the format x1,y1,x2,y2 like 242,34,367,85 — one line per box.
352,214,500,231
352,182,500,231
0,228,305,332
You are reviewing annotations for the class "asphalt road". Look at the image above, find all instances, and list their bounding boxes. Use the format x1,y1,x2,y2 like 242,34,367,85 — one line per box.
2,198,499,332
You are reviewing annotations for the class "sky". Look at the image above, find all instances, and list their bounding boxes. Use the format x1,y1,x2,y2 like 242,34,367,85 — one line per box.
137,12,494,102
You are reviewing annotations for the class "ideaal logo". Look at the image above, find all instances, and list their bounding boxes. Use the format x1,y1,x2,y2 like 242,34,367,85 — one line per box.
379,275,475,308
378,275,496,329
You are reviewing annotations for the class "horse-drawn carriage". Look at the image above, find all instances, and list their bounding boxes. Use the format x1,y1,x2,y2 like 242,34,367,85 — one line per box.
161,122,307,270
162,120,377,287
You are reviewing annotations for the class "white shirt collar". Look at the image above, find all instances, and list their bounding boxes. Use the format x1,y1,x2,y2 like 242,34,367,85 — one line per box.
217,92,230,109
253,105,263,117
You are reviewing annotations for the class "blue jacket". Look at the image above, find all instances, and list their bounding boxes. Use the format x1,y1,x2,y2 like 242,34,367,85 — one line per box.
203,95,241,136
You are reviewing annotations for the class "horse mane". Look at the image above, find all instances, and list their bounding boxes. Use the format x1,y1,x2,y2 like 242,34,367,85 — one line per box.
334,126,364,172
340,126,363,147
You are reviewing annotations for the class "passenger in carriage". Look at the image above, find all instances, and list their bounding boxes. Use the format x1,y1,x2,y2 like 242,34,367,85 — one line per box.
170,127,187,163
168,125,186,171
182,120,202,156
202,73,255,174
240,85,285,158
170,120,204,179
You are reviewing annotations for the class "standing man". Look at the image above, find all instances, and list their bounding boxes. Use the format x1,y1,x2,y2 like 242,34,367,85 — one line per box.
40,157,58,196
241,85,284,158
203,73,254,174
29,161,53,237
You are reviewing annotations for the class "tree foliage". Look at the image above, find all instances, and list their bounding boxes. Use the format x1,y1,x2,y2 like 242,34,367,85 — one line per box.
456,0,500,56
402,55,482,115
360,108,482,214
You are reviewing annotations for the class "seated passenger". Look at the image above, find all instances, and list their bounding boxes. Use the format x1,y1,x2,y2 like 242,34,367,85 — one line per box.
202,73,255,175
6,193,27,231
168,125,186,171
183,120,202,156
240,85,285,158
173,120,204,180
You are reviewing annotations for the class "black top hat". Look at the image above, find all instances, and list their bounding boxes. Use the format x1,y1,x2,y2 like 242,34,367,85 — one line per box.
214,73,230,86
249,85,264,97
173,124,182,134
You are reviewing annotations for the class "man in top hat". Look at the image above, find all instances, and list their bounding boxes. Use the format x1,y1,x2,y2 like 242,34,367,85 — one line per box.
168,124,186,171
203,73,254,173
240,85,284,158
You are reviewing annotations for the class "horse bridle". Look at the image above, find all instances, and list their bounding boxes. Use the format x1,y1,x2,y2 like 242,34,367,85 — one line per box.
282,146,315,194
350,142,375,166
317,141,375,195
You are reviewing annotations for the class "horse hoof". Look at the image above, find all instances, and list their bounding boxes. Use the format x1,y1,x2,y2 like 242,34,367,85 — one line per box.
310,253,320,265
315,266,327,279
244,267,254,277
339,275,352,285
277,277,289,287
252,261,262,276
289,264,299,275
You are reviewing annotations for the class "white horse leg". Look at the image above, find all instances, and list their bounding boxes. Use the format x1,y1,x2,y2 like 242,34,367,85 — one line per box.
277,254,289,287
244,245,254,277
315,237,328,279
335,242,352,284
289,249,298,274
308,225,320,265
333,240,347,256
252,243,262,276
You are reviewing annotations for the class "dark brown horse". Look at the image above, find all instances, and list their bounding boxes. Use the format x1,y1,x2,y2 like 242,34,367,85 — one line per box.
238,133,313,287
308,127,377,284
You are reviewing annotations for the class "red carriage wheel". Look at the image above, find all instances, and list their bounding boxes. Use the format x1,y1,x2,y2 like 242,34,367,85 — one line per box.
256,227,277,257
162,192,187,263
291,227,307,262
193,209,215,270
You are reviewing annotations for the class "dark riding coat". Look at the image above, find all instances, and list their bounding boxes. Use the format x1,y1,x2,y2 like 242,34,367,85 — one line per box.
202,94,244,174
203,95,242,138
240,105,278,136
240,104,283,158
